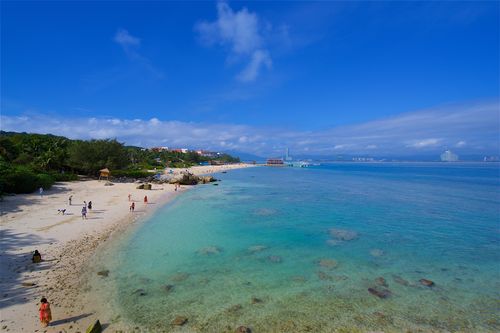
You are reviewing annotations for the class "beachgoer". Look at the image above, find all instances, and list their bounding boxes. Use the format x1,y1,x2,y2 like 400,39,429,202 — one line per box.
57,209,66,215
88,201,92,210
128,194,131,201
32,250,42,263
81,206,87,220
130,202,135,212
39,298,52,327
68,195,72,205
144,195,148,204
39,187,43,198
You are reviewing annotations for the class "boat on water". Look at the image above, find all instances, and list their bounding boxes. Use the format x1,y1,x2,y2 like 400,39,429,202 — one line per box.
286,161,312,167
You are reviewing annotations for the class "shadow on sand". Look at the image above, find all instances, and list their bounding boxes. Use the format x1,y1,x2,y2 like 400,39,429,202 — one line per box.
0,229,56,309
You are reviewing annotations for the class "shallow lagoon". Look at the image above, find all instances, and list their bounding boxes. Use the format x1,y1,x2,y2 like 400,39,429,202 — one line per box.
94,163,500,332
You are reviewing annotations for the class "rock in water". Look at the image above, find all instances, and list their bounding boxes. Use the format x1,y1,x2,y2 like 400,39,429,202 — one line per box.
326,239,342,246
248,245,268,253
375,277,388,287
236,326,252,333
368,287,391,299
132,289,147,296
419,278,435,287
85,320,102,333
267,255,282,263
317,258,338,269
251,297,263,304
162,284,174,293
329,228,359,241
227,304,243,313
370,249,385,257
392,275,409,286
171,316,188,326
197,246,222,255
97,270,109,277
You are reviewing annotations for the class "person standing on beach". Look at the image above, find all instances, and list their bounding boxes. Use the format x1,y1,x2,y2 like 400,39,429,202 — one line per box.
39,298,52,327
144,195,148,204
39,187,43,198
68,195,72,205
81,206,87,220
128,193,131,201
130,202,135,212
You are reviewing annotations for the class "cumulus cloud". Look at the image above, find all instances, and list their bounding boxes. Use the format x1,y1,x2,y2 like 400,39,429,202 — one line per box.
2,101,498,157
196,2,272,82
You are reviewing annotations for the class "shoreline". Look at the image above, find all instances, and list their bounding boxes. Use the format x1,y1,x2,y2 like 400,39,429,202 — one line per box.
0,163,253,332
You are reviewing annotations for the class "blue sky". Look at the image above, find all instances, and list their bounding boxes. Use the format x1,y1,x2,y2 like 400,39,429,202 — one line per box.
1,1,499,157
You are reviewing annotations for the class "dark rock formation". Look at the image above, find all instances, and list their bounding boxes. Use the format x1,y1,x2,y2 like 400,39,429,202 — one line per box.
368,287,391,298
235,326,252,333
171,316,188,326
419,278,435,287
251,297,263,304
162,284,174,293
375,277,388,287
132,289,147,296
97,270,109,277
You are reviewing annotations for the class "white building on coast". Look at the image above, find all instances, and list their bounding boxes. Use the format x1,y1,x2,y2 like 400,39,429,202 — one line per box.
440,150,459,162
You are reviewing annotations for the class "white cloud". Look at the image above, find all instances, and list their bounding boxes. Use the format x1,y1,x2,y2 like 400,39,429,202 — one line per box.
114,29,141,47
407,138,441,148
1,101,498,157
113,29,164,79
196,2,272,81
237,50,272,82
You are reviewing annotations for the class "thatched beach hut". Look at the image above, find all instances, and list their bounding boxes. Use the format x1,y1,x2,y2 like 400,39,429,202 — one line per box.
99,168,110,181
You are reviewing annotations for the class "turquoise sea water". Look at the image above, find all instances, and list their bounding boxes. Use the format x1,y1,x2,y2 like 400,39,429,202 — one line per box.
95,163,500,332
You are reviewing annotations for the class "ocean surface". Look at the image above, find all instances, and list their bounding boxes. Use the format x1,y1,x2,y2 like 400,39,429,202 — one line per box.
91,163,500,332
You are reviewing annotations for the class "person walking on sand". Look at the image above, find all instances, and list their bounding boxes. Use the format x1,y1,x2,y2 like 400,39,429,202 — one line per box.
144,195,148,204
130,202,135,212
39,298,52,327
81,206,87,220
39,187,43,198
128,193,131,201
68,195,72,205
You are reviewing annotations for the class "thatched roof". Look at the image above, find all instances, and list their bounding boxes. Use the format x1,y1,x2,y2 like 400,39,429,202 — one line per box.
99,168,110,175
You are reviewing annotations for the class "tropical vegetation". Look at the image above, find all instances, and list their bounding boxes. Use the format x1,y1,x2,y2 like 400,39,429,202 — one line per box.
0,131,239,194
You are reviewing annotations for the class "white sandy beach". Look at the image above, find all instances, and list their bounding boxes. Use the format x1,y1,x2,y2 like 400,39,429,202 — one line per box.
0,164,253,332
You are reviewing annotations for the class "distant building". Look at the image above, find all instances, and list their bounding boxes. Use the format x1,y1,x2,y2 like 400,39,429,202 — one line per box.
483,156,500,162
150,146,169,152
285,148,292,161
171,148,189,153
267,158,284,166
196,150,218,158
352,157,375,162
440,150,459,162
